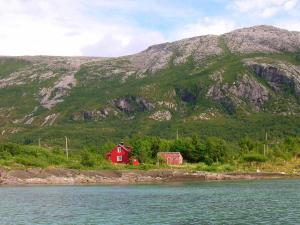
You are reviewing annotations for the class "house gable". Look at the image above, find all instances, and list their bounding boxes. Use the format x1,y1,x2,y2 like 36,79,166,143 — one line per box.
107,144,131,164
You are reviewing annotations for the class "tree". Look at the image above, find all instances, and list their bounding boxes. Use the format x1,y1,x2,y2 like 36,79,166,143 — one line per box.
205,137,228,163
148,136,161,158
130,138,152,163
239,137,255,154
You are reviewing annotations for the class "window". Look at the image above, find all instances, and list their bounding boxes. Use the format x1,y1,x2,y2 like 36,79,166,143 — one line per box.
117,156,122,162
117,147,121,153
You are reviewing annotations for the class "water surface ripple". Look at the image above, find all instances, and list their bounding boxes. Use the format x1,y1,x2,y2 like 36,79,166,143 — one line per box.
1,179,300,224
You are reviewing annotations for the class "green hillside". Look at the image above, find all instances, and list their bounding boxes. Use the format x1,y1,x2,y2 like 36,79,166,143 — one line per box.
1,26,300,150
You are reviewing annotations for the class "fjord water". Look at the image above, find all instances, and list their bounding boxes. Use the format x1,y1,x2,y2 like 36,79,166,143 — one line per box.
1,179,300,225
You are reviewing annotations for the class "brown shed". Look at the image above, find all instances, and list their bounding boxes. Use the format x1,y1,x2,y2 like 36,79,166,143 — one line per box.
157,152,183,165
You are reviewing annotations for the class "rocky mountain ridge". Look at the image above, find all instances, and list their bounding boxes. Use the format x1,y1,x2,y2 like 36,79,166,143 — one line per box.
1,25,300,145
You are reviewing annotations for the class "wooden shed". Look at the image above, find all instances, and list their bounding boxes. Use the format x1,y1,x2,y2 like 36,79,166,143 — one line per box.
157,152,183,165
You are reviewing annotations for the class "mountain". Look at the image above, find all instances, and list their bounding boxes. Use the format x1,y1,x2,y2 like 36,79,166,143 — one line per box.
1,25,300,147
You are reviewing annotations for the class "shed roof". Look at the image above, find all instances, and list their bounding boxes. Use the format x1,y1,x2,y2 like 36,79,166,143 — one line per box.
157,152,182,156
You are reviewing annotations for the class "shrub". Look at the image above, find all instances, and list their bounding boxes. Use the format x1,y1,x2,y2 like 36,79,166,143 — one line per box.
15,156,48,168
0,143,21,156
80,151,96,167
243,153,267,163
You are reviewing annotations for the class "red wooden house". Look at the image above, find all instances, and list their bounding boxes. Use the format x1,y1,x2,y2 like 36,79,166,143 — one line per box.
157,152,183,165
106,143,139,165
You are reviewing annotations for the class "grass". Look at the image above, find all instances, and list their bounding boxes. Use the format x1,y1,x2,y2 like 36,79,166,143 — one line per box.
0,57,30,78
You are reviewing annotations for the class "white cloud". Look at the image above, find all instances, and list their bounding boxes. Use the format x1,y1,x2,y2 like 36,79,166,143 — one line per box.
276,21,300,31
230,0,298,18
261,7,279,18
0,0,166,56
81,30,165,57
1,0,299,57
173,17,237,40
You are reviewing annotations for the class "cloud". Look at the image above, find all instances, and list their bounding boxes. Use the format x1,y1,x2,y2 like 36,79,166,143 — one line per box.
81,30,165,57
0,0,167,56
0,0,299,57
173,17,237,40
230,0,298,18
276,21,300,31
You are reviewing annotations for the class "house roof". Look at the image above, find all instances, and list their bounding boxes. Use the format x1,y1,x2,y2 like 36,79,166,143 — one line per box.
118,144,132,152
157,152,182,156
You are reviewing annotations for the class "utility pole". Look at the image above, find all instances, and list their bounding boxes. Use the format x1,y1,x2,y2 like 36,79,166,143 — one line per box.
265,132,268,154
38,138,41,148
176,129,179,140
65,136,69,159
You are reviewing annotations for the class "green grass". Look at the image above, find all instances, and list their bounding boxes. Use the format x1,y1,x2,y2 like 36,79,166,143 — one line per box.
0,57,30,78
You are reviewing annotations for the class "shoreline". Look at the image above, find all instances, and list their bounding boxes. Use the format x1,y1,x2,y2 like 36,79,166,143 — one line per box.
0,168,298,186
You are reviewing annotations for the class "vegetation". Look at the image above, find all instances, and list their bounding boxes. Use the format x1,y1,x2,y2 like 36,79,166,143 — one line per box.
1,134,300,174
1,42,300,172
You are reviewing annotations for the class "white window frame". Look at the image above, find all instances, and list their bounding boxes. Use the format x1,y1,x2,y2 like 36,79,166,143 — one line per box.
117,147,121,153
117,156,122,162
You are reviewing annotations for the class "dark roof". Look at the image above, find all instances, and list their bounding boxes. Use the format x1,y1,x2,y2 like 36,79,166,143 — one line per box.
118,144,132,152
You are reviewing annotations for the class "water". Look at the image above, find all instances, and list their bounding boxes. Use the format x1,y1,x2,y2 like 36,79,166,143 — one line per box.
1,179,300,225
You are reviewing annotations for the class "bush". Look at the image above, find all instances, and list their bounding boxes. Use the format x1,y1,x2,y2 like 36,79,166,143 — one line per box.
15,156,48,168
243,153,267,163
0,143,21,156
80,151,96,167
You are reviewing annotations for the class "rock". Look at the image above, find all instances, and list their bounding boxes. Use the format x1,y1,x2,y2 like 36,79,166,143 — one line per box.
192,109,217,120
39,74,77,109
224,25,300,54
176,87,198,104
246,60,300,97
41,113,59,126
83,111,93,121
228,75,269,109
207,75,269,112
149,110,172,121
113,96,155,114
114,98,134,113
157,101,177,110
72,108,112,121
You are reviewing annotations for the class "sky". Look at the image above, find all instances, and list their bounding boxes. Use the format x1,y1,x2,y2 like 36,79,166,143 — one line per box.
0,0,300,57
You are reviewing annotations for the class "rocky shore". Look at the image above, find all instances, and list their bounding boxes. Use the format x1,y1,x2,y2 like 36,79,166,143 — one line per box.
0,168,295,185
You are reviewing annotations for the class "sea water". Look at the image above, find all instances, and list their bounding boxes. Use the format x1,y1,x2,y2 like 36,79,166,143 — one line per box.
1,179,300,225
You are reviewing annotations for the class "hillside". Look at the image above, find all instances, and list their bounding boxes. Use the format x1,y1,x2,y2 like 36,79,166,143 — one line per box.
1,25,300,148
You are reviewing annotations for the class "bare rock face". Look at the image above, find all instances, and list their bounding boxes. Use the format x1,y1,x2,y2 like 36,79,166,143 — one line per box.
224,25,300,53
39,74,76,109
113,96,155,114
0,56,100,109
229,75,269,109
72,108,112,121
41,113,59,126
245,59,300,96
82,35,223,81
207,75,269,111
130,35,222,72
149,110,172,121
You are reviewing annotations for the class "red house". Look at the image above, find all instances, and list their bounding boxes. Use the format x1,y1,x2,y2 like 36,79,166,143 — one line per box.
157,152,183,165
106,143,139,165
